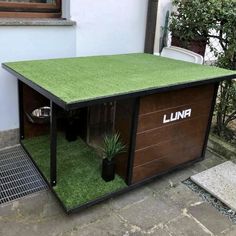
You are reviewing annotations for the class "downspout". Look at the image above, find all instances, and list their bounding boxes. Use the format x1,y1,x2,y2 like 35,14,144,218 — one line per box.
144,0,159,54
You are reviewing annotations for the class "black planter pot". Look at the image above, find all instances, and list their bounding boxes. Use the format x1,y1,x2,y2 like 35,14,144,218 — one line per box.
65,119,77,142
102,158,115,182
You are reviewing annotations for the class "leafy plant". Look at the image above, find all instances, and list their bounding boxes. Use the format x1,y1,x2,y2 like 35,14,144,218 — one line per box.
169,0,215,43
214,80,236,142
169,0,236,142
169,1,236,47
101,133,126,161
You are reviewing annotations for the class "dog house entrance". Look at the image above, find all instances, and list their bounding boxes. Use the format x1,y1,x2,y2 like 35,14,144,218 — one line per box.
87,102,116,148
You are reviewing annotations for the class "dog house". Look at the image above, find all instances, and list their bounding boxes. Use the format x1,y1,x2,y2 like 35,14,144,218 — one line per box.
2,53,235,213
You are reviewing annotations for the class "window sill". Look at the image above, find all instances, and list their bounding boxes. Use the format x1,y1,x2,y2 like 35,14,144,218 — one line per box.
0,18,76,26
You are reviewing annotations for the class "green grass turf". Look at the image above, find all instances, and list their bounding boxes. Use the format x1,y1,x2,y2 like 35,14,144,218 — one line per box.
4,53,235,104
22,134,127,210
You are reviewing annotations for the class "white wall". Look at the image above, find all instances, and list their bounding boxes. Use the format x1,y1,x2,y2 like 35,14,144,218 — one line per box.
0,26,76,131
70,0,148,56
0,0,149,133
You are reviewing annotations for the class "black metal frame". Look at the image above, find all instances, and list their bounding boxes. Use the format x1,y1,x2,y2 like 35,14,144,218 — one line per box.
15,70,230,214
50,101,57,186
201,82,219,157
126,98,140,184
18,80,25,140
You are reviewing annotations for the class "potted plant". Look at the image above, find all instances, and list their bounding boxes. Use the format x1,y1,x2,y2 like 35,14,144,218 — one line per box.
101,133,126,182
169,0,215,56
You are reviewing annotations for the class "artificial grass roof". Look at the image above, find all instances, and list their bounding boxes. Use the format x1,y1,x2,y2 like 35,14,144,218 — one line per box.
22,134,127,210
4,53,235,104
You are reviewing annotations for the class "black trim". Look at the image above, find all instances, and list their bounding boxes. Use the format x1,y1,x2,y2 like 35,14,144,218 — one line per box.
18,80,24,140
126,98,140,184
2,63,235,111
50,101,57,186
201,82,219,157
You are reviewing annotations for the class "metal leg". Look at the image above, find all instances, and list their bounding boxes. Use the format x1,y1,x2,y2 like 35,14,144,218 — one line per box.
201,82,220,157
18,80,24,140
126,97,140,185
50,101,57,186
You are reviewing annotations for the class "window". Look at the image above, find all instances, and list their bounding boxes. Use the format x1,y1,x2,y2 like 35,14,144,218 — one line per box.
0,0,61,18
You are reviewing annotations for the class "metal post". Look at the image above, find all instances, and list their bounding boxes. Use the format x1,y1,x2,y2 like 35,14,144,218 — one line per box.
50,101,57,186
18,80,24,140
201,82,220,157
126,97,140,185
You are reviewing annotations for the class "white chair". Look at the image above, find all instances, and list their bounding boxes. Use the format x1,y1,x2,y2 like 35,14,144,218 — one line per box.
157,46,204,64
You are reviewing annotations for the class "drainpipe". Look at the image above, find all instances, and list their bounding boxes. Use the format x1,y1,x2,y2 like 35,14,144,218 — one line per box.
144,0,159,54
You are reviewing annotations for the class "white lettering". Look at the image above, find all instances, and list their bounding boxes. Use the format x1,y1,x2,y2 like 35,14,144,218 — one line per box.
163,108,192,124
185,109,192,118
163,114,170,123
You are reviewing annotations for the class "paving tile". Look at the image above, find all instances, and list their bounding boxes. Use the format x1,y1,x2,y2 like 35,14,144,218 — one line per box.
191,161,236,211
161,183,202,209
221,225,236,236
118,195,181,230
188,202,232,235
62,214,126,236
165,215,210,236
109,186,152,210
0,190,112,236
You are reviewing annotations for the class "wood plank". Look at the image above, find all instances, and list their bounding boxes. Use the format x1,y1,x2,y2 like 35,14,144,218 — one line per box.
137,98,212,132
134,124,206,167
0,11,61,18
132,145,201,183
131,84,215,183
114,99,134,180
136,114,209,150
139,84,214,115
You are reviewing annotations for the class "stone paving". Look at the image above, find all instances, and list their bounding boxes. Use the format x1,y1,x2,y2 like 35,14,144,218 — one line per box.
0,150,235,236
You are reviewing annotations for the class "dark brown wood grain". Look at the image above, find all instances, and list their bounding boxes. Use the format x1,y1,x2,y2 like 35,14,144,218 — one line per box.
136,115,209,150
139,84,214,115
144,0,158,54
134,116,209,167
132,145,202,183
132,84,215,183
137,98,212,132
0,0,61,18
114,99,134,180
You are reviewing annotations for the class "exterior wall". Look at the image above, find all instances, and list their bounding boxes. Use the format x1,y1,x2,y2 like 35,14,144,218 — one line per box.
70,0,148,56
0,26,76,133
0,0,149,147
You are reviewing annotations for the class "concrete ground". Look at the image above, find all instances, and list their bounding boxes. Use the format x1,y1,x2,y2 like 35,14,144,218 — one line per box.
1,150,236,236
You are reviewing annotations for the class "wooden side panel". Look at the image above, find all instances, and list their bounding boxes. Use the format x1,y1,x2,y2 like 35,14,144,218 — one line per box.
115,99,134,180
132,84,215,183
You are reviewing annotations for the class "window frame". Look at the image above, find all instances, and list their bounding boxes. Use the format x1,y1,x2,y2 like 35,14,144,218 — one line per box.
0,0,61,18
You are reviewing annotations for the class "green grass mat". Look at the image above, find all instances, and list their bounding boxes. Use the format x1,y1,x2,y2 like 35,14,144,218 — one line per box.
22,134,127,210
5,53,235,104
